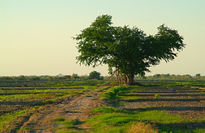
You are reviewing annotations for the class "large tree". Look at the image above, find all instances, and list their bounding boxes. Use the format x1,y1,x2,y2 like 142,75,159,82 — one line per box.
74,15,185,85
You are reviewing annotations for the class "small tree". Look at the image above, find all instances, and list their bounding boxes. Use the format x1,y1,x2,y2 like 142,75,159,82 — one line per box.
63,75,71,79
71,73,79,79
74,15,185,85
196,74,201,77
88,71,102,80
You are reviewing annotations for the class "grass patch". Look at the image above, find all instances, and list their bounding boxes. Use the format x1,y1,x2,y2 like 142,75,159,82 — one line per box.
0,110,28,130
96,86,110,92
100,86,129,103
90,106,121,114
54,117,83,132
84,94,92,97
119,96,142,100
154,94,160,99
0,85,97,132
87,106,205,133
53,117,65,122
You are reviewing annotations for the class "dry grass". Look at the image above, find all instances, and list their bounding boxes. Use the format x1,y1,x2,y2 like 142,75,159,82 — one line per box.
127,122,158,133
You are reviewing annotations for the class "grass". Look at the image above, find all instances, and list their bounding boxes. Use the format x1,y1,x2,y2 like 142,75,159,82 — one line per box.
0,85,97,132
95,86,110,92
154,94,160,99
53,117,83,133
2,79,205,132
0,86,95,102
87,107,161,132
87,106,205,133
119,95,143,100
96,83,205,133
0,109,28,130
0,78,106,87
84,94,92,97
90,106,121,114
100,86,129,103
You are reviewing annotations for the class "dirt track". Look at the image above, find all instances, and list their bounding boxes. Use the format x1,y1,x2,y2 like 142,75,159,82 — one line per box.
6,85,205,133
15,87,105,133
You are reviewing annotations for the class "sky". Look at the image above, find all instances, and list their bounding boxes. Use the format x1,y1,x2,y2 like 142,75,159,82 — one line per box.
0,0,205,76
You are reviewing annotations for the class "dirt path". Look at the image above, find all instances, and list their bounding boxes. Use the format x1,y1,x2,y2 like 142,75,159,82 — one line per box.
16,86,106,133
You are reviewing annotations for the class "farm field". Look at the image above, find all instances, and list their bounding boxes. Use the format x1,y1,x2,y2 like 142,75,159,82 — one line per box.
1,80,205,133
87,82,205,133
2,1,204,132
0,85,97,132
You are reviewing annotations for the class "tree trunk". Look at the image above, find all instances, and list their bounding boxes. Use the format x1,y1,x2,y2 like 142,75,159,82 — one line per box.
125,73,134,85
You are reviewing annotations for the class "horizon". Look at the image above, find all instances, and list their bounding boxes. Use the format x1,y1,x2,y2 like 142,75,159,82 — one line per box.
1,0,205,76
0,73,203,77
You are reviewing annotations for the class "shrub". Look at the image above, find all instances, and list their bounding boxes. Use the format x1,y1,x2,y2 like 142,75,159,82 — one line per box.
154,94,160,99
101,86,128,103
88,71,103,80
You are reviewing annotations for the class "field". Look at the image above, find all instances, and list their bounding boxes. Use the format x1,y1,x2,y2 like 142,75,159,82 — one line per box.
88,81,205,133
0,79,99,132
1,79,205,133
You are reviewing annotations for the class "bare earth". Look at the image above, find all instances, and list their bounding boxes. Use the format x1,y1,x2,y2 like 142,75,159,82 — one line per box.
15,87,106,133
123,86,205,119
4,85,205,133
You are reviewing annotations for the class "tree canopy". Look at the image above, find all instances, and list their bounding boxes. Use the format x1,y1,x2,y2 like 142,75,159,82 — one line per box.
74,15,185,85
88,71,102,80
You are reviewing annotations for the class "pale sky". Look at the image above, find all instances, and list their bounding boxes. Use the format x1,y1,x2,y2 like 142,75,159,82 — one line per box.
0,0,205,76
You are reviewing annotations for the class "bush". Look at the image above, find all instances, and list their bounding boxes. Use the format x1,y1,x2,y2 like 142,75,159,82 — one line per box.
88,71,103,80
101,86,128,102
154,94,160,99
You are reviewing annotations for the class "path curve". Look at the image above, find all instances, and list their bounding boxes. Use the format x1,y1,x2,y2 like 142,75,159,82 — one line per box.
17,86,107,133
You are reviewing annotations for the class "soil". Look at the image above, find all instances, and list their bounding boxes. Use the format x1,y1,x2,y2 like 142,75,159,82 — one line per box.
123,86,205,119
7,86,107,133
4,85,205,133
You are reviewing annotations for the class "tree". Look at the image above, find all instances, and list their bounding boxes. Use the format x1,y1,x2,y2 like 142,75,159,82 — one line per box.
88,71,102,80
74,15,185,85
71,73,79,79
196,74,201,77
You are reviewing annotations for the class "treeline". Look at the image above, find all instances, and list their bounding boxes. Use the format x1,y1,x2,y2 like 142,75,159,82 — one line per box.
0,71,105,87
136,74,205,80
0,71,104,81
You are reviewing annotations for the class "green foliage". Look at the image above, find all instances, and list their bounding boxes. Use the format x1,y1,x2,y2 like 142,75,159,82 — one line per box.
196,74,201,77
131,79,205,87
53,117,65,122
88,71,103,80
87,107,184,133
104,84,205,133
84,94,92,97
54,118,83,133
154,94,160,99
0,110,28,130
71,74,79,79
144,74,193,80
96,86,109,92
88,106,205,133
0,85,96,132
101,86,128,102
74,14,185,85
55,118,82,126
90,106,121,114
0,86,94,102
0,77,106,87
